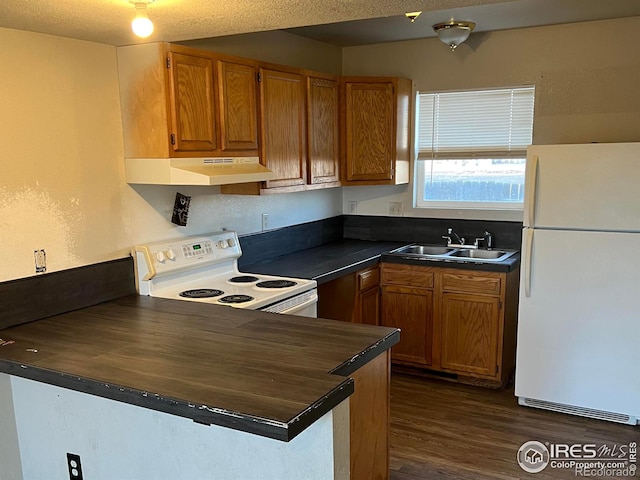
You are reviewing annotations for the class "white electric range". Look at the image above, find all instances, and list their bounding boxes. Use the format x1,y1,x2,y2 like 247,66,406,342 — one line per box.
132,231,318,317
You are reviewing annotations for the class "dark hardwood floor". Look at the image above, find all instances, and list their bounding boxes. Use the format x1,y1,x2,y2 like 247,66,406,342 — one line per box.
389,373,638,480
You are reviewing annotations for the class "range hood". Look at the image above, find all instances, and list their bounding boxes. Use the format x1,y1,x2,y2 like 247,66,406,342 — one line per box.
125,157,275,186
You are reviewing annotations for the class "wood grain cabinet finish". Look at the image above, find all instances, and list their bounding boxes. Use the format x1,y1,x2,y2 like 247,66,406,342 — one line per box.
381,263,520,386
225,72,341,195
440,292,501,377
356,266,380,325
348,350,390,480
381,264,434,365
318,265,381,325
259,68,308,189
117,43,260,160
168,51,218,153
218,61,259,151
307,77,340,185
340,77,411,186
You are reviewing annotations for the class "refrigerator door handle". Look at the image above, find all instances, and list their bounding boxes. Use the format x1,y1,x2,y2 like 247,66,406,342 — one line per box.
523,228,534,297
525,154,539,227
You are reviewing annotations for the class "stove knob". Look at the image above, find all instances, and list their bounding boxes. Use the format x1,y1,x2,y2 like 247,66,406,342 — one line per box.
166,249,176,260
156,251,166,263
216,240,226,249
227,238,236,247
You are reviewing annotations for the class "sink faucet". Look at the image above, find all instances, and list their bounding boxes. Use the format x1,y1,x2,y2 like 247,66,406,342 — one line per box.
443,228,465,247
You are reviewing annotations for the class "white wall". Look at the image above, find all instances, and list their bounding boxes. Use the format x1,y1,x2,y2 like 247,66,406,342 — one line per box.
340,17,640,221
10,376,349,480
0,27,341,283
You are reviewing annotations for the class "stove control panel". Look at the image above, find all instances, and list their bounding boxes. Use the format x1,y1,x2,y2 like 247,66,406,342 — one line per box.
182,240,214,258
133,231,242,281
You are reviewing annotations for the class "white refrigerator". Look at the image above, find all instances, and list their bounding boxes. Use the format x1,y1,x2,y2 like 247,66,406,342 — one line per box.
515,142,640,425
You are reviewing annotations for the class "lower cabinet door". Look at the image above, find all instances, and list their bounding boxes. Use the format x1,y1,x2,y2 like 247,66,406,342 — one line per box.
440,293,500,377
357,286,380,325
381,285,432,365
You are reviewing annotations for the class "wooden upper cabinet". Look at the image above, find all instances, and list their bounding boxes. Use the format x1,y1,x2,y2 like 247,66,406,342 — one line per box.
341,77,411,186
307,77,339,185
260,68,307,189
117,43,261,160
218,61,259,151
167,51,218,153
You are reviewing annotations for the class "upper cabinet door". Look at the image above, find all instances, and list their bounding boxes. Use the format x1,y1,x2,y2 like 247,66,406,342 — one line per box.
343,81,394,182
218,61,259,151
260,68,307,188
167,52,218,153
341,77,411,186
307,77,339,185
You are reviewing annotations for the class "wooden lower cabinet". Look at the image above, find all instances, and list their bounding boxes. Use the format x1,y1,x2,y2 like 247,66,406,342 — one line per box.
348,350,390,480
440,293,500,377
318,265,380,325
380,262,519,386
381,285,432,365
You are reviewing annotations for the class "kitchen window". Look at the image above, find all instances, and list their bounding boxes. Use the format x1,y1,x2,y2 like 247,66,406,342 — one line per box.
415,86,535,211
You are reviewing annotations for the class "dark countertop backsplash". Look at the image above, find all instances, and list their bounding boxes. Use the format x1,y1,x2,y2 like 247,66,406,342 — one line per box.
342,215,523,250
239,215,523,266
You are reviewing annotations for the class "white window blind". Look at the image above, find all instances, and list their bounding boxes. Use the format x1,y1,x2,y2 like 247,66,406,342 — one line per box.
417,86,535,160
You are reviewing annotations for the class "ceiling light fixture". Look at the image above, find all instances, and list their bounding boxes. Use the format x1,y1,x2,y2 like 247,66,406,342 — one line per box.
433,20,476,51
405,11,422,23
130,0,155,38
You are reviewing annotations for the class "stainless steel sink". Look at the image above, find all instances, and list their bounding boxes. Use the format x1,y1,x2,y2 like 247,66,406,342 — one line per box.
392,245,456,256
387,244,518,263
450,249,508,259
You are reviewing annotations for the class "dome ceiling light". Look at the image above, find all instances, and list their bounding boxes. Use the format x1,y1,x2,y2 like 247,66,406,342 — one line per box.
433,20,476,51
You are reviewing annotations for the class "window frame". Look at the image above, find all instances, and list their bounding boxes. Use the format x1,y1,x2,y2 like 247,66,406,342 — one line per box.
413,85,535,212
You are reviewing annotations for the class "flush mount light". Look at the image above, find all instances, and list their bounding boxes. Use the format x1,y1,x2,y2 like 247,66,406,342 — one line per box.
130,0,155,38
433,20,476,51
405,11,422,23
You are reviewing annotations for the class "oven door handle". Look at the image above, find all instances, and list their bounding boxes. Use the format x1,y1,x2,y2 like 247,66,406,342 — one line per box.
262,292,318,315
279,295,318,314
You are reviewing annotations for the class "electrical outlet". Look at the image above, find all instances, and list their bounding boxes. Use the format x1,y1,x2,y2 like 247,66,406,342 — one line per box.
348,201,357,214
34,249,46,273
66,453,83,480
389,202,403,216
261,213,268,231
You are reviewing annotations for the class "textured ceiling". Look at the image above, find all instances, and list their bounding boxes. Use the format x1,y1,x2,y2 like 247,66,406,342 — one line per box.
0,0,639,47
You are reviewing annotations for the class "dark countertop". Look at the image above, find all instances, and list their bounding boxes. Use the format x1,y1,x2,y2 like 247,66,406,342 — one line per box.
242,239,520,280
242,239,406,284
0,295,399,442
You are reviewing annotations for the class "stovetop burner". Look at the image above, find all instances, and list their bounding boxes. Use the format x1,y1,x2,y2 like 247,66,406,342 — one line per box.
228,275,260,283
219,294,254,304
256,280,297,289
179,289,225,299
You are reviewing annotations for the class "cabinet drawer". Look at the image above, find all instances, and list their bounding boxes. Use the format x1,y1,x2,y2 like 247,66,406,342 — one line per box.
381,264,434,288
357,267,379,292
442,273,501,296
